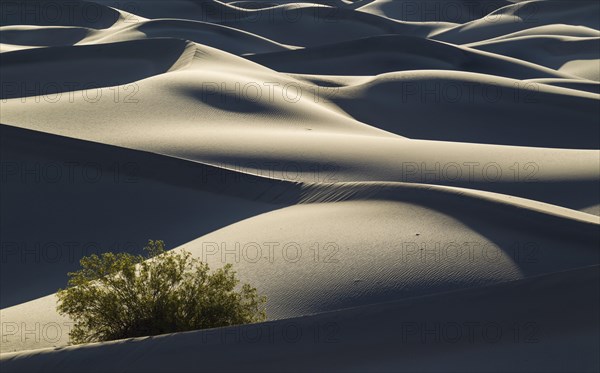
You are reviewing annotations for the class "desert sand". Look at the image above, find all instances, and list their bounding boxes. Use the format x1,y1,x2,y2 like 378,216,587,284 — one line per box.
0,0,599,371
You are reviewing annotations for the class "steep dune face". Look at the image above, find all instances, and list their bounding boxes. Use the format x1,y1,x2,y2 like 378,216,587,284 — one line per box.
1,0,599,371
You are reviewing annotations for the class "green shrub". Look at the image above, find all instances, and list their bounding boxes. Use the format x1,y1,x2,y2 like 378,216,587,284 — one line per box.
57,240,266,344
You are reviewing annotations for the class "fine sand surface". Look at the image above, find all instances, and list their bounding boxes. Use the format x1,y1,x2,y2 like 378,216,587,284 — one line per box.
1,0,599,371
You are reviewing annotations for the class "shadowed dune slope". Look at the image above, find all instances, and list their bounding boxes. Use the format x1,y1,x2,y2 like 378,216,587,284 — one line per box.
0,125,300,308
323,70,600,148
246,34,580,79
468,35,600,81
0,26,91,47
0,38,193,100
135,19,292,54
0,0,121,29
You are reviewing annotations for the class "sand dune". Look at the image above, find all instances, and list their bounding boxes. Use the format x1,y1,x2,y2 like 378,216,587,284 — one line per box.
0,38,190,100
246,34,580,79
135,19,293,54
356,0,512,23
468,35,600,81
0,125,300,308
2,266,599,371
526,77,600,94
0,25,91,48
464,23,600,42
324,70,600,147
432,0,600,44
1,0,599,371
